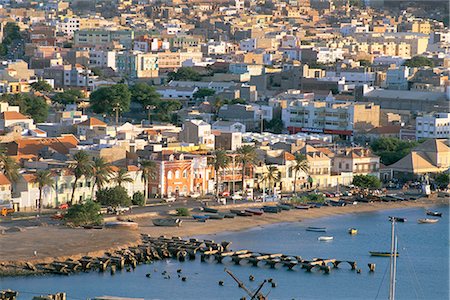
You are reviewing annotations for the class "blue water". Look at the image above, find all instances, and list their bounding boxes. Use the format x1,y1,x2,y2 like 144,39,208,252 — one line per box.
1,206,448,300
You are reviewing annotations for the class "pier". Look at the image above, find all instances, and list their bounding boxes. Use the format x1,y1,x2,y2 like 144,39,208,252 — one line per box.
16,234,362,276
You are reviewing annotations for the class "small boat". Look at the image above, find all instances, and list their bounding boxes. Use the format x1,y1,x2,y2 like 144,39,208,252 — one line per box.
426,211,442,217
369,251,399,257
318,236,333,241
277,204,292,211
192,215,210,221
417,218,439,224
295,204,311,210
306,226,326,232
230,209,253,217
262,206,281,213
389,216,407,223
245,208,264,216
348,228,358,235
202,207,219,213
219,212,236,218
104,221,138,230
205,213,225,220
152,218,182,227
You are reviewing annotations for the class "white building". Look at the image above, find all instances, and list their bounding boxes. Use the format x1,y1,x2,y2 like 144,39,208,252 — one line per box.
212,121,246,133
416,113,450,140
155,86,198,100
57,17,80,37
89,50,117,70
179,120,215,149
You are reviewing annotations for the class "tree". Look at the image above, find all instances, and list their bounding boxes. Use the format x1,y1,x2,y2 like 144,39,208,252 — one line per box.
89,84,131,115
434,173,449,189
231,98,246,105
358,59,371,67
113,168,133,187
30,80,52,92
167,67,202,81
132,191,146,206
0,151,19,183
176,207,190,216
292,153,309,195
236,145,259,190
52,89,84,104
140,160,157,200
65,201,103,226
370,137,418,165
403,56,434,68
2,93,49,123
352,175,382,189
193,88,215,100
264,118,284,134
68,151,93,205
91,157,114,199
130,83,161,108
96,186,132,208
261,165,280,196
208,150,230,197
153,100,182,122
32,170,54,214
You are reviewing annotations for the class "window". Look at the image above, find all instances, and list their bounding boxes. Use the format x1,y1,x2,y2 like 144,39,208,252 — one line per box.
175,170,180,179
167,171,173,180
183,170,188,178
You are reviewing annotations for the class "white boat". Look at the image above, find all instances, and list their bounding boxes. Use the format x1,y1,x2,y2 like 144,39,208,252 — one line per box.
417,218,439,224
318,236,334,241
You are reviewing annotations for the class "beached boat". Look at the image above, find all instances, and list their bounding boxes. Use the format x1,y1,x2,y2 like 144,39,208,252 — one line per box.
417,218,439,224
219,212,236,218
152,218,182,227
277,204,292,211
262,206,281,213
230,209,253,217
318,236,333,241
295,204,311,210
193,215,209,222
306,226,326,232
205,213,225,220
369,251,399,257
348,228,358,235
104,221,138,230
245,208,264,216
202,207,219,213
389,216,407,222
426,211,442,217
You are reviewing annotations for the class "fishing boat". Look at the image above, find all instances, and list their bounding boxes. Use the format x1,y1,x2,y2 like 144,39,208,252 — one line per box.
295,204,311,210
104,221,138,230
417,218,439,224
262,206,281,213
389,216,407,222
277,204,292,211
219,212,236,218
202,207,219,213
348,228,358,235
318,236,333,241
152,218,182,227
306,226,326,232
205,213,225,220
426,211,442,217
230,209,253,217
244,208,264,216
369,251,399,257
192,215,209,222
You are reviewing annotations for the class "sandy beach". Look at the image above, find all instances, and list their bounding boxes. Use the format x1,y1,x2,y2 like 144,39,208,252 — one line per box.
0,196,447,274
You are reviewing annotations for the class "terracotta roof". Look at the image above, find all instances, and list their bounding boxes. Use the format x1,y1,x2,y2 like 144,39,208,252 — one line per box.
367,125,402,135
127,165,139,172
22,174,36,183
7,135,79,160
77,117,107,127
0,173,11,185
1,111,30,120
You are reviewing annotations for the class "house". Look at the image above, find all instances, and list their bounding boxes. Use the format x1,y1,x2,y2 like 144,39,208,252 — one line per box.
179,120,215,149
0,174,11,201
299,145,331,188
0,111,35,131
328,147,380,179
214,131,242,151
212,121,246,133
76,117,107,139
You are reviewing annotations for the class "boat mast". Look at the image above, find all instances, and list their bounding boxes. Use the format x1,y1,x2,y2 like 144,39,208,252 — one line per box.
389,218,396,300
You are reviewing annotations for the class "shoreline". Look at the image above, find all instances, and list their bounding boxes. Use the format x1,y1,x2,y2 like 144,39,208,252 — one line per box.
0,197,447,276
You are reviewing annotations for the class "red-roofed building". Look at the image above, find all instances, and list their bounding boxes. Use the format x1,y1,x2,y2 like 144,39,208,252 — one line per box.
0,111,35,131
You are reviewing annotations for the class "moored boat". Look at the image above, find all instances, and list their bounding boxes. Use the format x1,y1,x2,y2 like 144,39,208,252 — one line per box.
295,204,311,210
426,211,442,217
230,209,253,217
193,215,209,221
152,218,182,227
318,236,333,241
277,204,292,211
104,221,138,230
348,228,358,235
369,251,399,257
389,216,407,222
245,208,264,216
262,206,281,213
219,212,236,218
205,213,225,220
306,226,326,232
417,218,439,224
202,207,219,213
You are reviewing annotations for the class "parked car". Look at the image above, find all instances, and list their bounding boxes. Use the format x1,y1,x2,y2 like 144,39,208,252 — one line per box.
189,192,201,199
231,193,243,200
164,196,176,203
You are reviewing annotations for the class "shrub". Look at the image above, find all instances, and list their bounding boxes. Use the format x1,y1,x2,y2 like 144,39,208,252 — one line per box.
65,201,103,226
96,186,132,208
176,207,190,216
132,191,146,206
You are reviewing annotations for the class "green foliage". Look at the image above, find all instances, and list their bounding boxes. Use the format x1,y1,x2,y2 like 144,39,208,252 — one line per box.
358,60,371,67
132,191,146,206
52,89,84,104
167,67,202,81
153,100,182,122
352,175,382,189
193,88,215,100
1,93,48,123
0,22,22,58
30,80,52,92
403,56,434,68
290,193,325,204
176,207,190,216
370,137,418,165
96,186,132,208
90,67,103,77
434,173,449,189
264,118,284,134
65,201,103,226
231,98,246,105
129,82,160,108
89,84,131,115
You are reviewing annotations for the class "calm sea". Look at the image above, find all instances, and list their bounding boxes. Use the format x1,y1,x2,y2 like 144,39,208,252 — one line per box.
1,205,448,300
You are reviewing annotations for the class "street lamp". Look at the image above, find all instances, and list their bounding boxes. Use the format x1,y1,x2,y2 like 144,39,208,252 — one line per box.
146,105,156,125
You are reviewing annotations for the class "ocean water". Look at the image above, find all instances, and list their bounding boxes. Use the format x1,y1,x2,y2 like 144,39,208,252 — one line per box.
1,205,448,300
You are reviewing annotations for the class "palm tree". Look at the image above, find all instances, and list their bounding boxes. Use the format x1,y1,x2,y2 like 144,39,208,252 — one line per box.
0,154,19,183
208,150,230,198
292,153,309,195
69,151,93,205
32,170,54,214
236,145,259,191
261,165,281,196
140,160,157,200
91,157,114,199
113,168,133,187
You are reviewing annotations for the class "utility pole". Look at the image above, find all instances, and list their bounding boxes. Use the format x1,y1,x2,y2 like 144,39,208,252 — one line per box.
146,105,156,125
